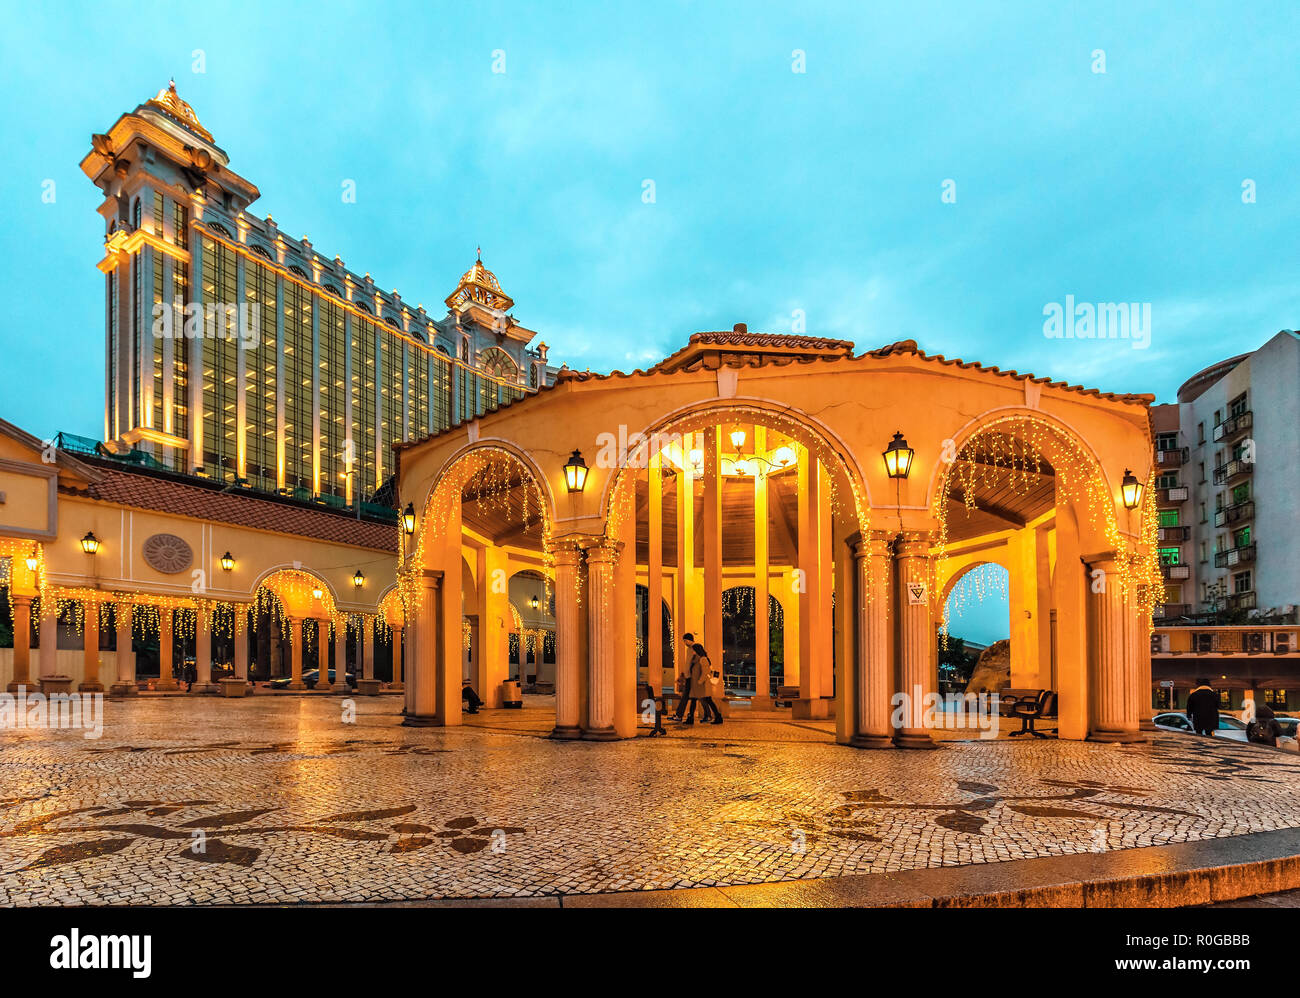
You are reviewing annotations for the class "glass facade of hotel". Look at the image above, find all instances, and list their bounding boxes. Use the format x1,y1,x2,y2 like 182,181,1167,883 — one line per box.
93,85,555,509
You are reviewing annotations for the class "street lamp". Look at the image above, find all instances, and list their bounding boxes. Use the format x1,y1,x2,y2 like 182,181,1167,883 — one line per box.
729,428,746,450
220,551,235,572
564,450,589,493
80,531,100,555
882,431,915,479
401,502,416,536
25,553,38,573
353,570,365,588
312,586,323,600
1121,469,1143,509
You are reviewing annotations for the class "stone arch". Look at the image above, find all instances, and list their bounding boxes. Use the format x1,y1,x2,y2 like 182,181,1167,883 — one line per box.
598,397,871,534
250,565,339,620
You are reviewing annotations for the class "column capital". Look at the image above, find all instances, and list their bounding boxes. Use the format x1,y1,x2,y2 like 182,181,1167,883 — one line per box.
550,539,583,567
10,593,33,609
896,531,935,558
417,568,443,590
853,529,895,559
585,538,623,565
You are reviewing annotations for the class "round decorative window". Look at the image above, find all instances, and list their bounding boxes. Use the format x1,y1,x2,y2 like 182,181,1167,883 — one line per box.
142,533,194,574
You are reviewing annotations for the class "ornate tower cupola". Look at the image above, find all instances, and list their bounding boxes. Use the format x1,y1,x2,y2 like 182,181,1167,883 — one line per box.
142,80,215,144
445,249,514,313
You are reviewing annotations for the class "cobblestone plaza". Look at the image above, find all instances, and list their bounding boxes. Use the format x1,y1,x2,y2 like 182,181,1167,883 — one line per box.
3,696,1299,906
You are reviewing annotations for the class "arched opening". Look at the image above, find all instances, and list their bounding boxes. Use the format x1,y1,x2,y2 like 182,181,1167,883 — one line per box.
720,585,785,700
607,402,868,733
939,562,1010,696
411,444,555,721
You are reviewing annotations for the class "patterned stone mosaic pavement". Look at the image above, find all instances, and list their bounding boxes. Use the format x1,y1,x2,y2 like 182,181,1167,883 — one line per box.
2,695,1300,905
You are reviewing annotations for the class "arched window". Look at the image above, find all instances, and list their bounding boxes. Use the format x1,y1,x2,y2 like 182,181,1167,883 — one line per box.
322,283,344,299
250,243,273,259
460,337,471,362
354,301,372,313
207,220,235,239
289,264,311,280
480,346,517,380
384,316,401,329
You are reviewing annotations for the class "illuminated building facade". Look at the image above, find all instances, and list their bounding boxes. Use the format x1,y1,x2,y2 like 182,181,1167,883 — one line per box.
81,83,556,509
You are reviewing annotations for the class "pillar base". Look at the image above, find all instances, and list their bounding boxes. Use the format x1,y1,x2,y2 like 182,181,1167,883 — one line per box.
6,680,32,694
284,680,307,691
792,698,831,720
748,696,776,711
154,679,179,691
388,681,404,691
401,714,440,727
1139,718,1157,731
192,683,219,695
109,682,137,697
549,725,583,740
77,681,104,693
314,685,335,694
1087,729,1145,743
582,727,621,741
893,730,938,750
356,679,382,697
849,733,895,749
39,676,74,695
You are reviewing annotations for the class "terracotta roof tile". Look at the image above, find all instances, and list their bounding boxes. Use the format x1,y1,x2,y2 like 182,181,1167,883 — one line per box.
70,465,397,552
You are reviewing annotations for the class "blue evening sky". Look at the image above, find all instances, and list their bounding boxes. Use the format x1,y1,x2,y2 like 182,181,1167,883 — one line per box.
3,1,1296,641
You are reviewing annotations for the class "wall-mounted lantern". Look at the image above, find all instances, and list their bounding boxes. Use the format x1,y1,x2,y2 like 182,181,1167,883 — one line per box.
882,431,915,480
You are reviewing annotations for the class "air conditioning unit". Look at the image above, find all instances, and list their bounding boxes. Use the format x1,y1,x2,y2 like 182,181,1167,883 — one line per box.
1246,632,1265,652
1194,633,1213,653
1277,633,1293,653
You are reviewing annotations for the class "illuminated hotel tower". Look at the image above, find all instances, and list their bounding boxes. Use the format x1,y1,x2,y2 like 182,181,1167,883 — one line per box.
80,82,555,506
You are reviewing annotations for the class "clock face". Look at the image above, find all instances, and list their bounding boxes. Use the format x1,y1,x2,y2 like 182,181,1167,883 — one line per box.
142,533,194,575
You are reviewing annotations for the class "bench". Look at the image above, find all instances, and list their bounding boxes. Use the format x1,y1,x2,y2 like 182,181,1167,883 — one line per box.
1007,690,1058,738
774,685,800,708
995,688,1047,718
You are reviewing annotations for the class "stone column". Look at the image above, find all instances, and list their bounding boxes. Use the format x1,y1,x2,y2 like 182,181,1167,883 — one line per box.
404,570,440,725
364,618,375,681
753,427,771,708
286,616,306,690
550,541,583,739
584,540,622,740
894,532,937,749
7,595,32,692
38,598,59,680
80,601,104,692
1135,588,1156,730
233,609,249,680
1088,559,1143,742
157,608,178,690
111,602,136,695
702,428,723,678
674,438,695,680
390,625,403,689
334,620,349,692
314,618,335,692
795,450,831,718
852,531,893,748
194,604,214,692
647,452,664,696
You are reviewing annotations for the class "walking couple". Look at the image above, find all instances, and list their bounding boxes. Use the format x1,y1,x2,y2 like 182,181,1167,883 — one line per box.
673,633,723,725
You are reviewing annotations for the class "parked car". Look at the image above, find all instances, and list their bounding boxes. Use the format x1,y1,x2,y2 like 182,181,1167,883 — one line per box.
1152,712,1248,743
266,668,356,690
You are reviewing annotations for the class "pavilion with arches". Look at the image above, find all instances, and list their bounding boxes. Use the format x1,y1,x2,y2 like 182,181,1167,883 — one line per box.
394,326,1161,746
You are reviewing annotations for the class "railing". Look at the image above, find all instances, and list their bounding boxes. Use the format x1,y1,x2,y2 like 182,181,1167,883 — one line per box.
1213,411,1252,442
1213,459,1253,485
1227,591,1257,611
1159,485,1190,504
1161,563,1191,580
1214,501,1255,527
1214,543,1257,568
1154,603,1192,619
1156,447,1189,468
1157,526,1190,542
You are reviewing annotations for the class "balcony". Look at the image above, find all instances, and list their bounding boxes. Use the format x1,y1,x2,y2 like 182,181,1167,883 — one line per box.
1213,459,1253,485
1161,563,1191,580
1157,525,1190,542
1158,485,1190,504
1227,591,1257,611
1156,447,1189,469
1214,500,1254,527
1213,411,1252,442
1214,543,1257,569
1154,603,1192,619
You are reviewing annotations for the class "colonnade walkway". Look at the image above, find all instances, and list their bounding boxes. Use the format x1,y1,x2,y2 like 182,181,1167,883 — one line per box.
2,696,1297,906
